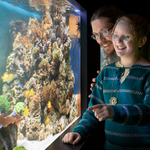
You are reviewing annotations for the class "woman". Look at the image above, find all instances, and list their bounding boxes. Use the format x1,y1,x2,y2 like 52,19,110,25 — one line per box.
62,14,150,149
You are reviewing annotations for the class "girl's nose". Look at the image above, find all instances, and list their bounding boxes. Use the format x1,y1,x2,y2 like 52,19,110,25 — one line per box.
116,36,123,43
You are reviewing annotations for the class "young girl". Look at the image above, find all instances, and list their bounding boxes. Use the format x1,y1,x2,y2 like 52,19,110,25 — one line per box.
62,14,150,150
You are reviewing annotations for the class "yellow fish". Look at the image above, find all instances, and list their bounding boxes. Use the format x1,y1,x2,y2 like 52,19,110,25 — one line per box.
25,90,30,96
47,101,52,108
25,88,34,96
1,73,14,83
24,106,29,116
45,116,50,125
30,88,34,96
47,101,53,112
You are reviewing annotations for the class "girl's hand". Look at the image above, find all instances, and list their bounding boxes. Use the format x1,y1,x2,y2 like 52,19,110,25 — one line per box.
88,104,113,122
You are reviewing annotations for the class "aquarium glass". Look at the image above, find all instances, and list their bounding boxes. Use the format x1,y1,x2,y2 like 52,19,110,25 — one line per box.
0,0,81,149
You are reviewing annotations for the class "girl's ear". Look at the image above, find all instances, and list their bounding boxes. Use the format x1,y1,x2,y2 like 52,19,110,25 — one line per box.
139,36,147,48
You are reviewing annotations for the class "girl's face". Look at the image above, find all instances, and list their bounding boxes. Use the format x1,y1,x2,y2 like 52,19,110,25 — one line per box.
112,20,140,58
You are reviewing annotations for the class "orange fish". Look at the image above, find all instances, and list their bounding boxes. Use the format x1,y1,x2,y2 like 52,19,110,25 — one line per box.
47,101,53,112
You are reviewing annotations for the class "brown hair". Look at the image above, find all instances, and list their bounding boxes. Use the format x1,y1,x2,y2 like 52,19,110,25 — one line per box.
90,5,125,24
113,14,150,40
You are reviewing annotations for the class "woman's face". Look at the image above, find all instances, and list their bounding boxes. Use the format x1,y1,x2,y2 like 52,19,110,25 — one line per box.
112,20,140,58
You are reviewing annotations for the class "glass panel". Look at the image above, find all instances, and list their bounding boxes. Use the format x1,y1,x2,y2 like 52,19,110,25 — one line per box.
0,0,81,149
100,46,120,70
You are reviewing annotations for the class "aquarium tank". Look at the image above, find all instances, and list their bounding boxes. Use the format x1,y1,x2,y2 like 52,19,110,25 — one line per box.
0,0,87,149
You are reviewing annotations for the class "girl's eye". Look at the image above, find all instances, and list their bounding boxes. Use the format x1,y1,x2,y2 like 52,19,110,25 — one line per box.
122,35,130,42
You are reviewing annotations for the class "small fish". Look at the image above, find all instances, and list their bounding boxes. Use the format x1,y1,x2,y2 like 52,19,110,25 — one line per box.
25,88,34,96
47,101,53,112
24,106,29,116
1,73,15,83
25,90,30,96
18,83,25,88
45,116,50,125
30,88,34,96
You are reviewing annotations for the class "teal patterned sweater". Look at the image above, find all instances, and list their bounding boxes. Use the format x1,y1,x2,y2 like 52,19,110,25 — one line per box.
73,62,150,150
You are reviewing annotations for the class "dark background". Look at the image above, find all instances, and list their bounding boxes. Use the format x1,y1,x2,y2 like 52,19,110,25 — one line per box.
75,0,150,101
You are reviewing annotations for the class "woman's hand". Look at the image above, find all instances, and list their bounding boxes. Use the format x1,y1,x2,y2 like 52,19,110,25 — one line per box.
62,132,81,145
88,104,113,122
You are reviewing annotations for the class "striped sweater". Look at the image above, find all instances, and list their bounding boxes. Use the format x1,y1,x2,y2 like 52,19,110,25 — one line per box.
73,62,150,150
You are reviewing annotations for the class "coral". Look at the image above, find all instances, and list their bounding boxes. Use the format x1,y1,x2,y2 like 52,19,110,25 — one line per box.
56,116,68,133
13,146,27,150
0,110,23,128
25,109,41,140
13,102,25,116
29,93,40,112
32,47,40,59
39,59,49,69
52,49,60,59
0,95,11,114
9,20,28,37
50,56,60,77
41,80,57,107
69,95,78,122
61,90,66,104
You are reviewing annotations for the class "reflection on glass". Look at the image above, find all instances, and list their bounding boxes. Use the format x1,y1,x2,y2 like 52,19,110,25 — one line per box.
100,46,120,70
0,0,81,149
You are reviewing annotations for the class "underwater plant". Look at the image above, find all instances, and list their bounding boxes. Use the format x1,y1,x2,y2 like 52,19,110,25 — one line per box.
13,146,27,150
0,95,11,114
13,102,25,116
39,59,49,69
65,64,68,76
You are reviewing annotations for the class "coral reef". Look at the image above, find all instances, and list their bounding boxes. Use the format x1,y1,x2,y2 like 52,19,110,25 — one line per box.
1,0,80,143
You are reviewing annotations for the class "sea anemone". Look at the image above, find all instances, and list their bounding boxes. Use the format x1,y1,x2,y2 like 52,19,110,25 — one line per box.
41,80,57,107
13,102,25,116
